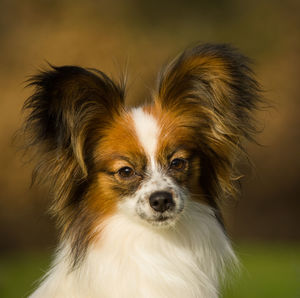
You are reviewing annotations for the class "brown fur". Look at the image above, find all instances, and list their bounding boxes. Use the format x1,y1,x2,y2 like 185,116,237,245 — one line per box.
156,44,262,209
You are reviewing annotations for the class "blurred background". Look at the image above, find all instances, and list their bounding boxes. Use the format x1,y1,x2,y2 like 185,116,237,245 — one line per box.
0,0,299,297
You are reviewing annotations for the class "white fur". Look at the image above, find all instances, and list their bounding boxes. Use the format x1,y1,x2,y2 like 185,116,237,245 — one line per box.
130,107,185,224
118,171,185,226
131,107,159,170
29,201,237,298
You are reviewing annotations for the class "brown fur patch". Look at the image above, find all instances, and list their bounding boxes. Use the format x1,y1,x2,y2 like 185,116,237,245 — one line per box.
155,44,262,212
87,111,147,219
149,105,210,206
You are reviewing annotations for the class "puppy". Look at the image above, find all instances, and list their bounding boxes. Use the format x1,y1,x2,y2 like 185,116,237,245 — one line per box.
22,43,261,298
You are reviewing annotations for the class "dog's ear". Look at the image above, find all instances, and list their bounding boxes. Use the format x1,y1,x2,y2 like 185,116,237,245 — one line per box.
156,43,261,142
155,44,262,199
22,65,125,211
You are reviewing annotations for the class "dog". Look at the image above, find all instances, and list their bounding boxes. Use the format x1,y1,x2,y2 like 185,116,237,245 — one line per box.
22,43,261,297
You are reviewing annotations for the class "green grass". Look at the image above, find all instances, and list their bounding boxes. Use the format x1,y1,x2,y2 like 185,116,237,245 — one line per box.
1,243,299,298
0,251,51,298
223,243,300,298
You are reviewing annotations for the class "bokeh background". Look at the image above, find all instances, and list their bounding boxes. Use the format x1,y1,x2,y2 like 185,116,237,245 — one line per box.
0,0,299,297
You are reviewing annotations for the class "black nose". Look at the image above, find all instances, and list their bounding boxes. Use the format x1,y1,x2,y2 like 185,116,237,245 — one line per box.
149,191,174,213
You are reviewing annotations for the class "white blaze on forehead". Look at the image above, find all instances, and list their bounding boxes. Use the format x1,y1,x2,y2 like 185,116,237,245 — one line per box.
131,107,159,166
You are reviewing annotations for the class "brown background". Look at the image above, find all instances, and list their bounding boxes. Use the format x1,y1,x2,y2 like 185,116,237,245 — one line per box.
0,0,299,253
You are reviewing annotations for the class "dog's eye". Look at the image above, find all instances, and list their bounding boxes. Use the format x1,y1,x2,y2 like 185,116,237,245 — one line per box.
117,166,135,178
169,158,187,171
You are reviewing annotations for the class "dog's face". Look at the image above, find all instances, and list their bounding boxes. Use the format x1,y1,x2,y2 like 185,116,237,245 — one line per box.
22,44,261,264
93,107,202,227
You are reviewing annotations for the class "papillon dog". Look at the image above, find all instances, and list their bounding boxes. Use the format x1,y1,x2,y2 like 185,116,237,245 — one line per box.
22,43,261,298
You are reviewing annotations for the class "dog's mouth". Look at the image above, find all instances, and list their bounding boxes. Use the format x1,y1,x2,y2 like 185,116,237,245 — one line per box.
157,215,169,222
145,211,183,227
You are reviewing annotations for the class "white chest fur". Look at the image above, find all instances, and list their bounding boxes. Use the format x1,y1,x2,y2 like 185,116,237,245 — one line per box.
30,202,236,298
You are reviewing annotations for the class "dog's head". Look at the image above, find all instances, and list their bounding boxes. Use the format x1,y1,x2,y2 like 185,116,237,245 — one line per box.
22,44,261,264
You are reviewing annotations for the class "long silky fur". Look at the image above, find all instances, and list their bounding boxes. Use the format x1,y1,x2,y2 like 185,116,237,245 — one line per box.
21,65,125,266
156,43,263,203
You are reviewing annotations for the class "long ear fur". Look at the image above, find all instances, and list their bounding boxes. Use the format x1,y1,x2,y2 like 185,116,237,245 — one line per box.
22,65,125,218
156,43,262,201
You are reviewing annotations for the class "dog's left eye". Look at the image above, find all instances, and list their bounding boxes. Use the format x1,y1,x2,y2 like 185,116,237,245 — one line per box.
169,158,187,171
117,166,135,179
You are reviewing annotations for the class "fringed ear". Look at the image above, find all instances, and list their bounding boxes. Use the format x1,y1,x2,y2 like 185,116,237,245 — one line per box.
156,44,262,200
22,65,125,213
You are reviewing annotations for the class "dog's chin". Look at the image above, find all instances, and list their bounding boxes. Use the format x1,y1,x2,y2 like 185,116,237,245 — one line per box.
143,213,181,228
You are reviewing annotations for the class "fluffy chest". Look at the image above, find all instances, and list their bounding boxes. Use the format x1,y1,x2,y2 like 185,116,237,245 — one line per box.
30,202,236,298
74,202,235,298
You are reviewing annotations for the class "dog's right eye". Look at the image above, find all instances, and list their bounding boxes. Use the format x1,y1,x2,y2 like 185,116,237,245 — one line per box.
117,166,135,179
169,158,187,171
